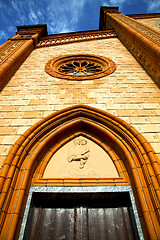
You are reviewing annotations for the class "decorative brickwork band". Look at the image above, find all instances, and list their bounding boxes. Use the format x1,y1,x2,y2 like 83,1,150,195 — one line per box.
36,30,117,48
0,105,160,239
0,41,22,64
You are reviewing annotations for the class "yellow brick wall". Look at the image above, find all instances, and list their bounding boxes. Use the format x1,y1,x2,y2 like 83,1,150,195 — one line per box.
137,17,160,32
0,38,160,167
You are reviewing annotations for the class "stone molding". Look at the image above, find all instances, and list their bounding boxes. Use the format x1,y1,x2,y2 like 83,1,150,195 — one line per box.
0,105,160,239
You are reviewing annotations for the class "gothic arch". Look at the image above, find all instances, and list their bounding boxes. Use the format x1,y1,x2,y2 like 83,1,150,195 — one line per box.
0,105,160,239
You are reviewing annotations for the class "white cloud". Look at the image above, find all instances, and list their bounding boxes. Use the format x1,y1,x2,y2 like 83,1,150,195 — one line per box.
7,26,14,32
37,10,43,18
109,0,126,4
0,30,8,39
144,0,160,12
101,1,109,6
46,0,88,34
29,10,39,23
100,0,129,12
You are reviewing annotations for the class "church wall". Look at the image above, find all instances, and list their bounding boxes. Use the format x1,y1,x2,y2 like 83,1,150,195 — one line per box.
0,37,160,168
136,17,160,32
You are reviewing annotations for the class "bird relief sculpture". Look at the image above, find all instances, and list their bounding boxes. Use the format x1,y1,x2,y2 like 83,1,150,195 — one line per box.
67,137,90,169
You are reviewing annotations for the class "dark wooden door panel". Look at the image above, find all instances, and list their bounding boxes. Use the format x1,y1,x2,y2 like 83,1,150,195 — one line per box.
26,207,135,240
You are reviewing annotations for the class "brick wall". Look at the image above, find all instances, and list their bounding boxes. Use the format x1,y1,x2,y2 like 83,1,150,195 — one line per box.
0,38,160,167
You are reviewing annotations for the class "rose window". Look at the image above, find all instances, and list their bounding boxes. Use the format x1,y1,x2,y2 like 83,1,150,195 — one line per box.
58,60,103,76
45,54,116,80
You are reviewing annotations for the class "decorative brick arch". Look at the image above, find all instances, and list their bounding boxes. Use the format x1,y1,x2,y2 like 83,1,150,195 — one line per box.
0,105,160,239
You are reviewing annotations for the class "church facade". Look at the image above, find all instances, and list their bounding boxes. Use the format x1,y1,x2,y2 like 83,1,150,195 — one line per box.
0,6,160,239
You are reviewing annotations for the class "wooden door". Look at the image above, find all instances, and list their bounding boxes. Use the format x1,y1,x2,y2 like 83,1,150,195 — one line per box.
23,193,139,240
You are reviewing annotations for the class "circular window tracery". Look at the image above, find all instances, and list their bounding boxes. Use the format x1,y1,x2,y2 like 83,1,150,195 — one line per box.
45,54,116,80
58,60,103,76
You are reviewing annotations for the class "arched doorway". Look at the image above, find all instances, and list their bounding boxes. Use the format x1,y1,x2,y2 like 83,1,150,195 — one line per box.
0,105,160,239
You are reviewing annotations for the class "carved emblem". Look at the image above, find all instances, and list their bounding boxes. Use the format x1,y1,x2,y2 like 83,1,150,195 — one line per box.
67,137,90,169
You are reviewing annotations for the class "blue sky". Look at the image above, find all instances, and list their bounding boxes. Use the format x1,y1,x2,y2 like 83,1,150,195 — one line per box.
0,0,160,46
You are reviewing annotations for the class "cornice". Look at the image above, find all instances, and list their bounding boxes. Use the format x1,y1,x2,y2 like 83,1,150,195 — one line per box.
16,24,47,37
36,30,117,48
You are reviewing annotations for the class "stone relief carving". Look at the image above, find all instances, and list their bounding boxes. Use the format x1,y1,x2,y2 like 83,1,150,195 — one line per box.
43,136,119,178
67,137,90,169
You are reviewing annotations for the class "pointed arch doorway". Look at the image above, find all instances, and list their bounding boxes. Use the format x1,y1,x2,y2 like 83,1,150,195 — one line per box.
0,105,160,239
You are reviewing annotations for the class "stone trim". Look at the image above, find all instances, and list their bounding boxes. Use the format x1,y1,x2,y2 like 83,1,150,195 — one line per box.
0,105,160,239
9,36,33,41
